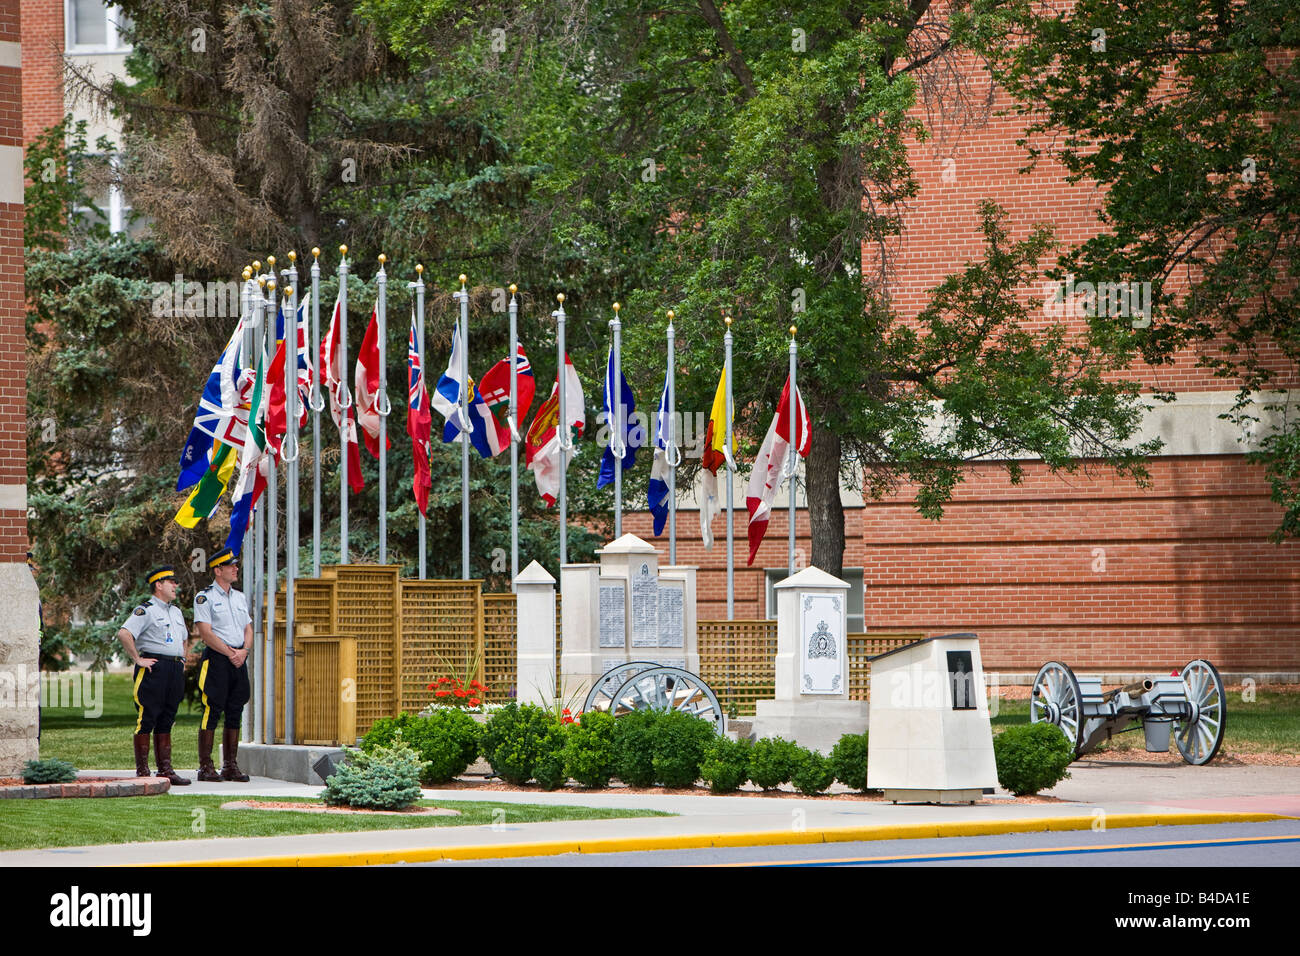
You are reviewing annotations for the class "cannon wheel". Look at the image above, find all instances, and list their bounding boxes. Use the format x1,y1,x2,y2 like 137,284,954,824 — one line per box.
607,666,726,735
583,661,661,715
1174,659,1226,765
1031,661,1083,756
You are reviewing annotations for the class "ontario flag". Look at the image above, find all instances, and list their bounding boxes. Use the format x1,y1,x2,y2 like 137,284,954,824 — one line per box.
478,345,535,424
319,293,365,494
744,375,811,565
406,305,432,516
525,353,585,506
355,304,393,459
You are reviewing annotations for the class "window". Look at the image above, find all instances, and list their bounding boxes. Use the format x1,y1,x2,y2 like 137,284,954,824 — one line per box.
66,1,133,53
70,154,142,236
764,568,865,633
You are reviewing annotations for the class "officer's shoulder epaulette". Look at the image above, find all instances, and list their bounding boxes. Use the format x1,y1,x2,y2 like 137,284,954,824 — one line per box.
133,606,147,616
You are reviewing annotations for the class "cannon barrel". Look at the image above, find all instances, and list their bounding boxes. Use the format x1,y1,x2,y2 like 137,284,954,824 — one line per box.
1100,679,1153,702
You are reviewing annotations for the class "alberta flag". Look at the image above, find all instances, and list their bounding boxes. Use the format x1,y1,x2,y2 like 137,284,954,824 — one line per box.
597,346,640,488
647,366,671,536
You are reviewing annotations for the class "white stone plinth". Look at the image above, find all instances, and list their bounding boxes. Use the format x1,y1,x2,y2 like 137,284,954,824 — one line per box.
514,560,557,707
750,566,867,753
866,633,997,801
0,561,41,775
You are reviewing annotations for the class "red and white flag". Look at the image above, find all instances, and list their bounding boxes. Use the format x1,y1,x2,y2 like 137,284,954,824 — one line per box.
525,353,585,506
745,375,810,565
354,304,392,459
319,294,364,494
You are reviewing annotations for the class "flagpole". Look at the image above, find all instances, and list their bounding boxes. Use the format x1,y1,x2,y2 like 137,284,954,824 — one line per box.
724,313,734,621
252,267,266,744
610,302,625,539
553,293,568,566
377,254,390,565
240,267,257,744
264,268,279,743
282,252,300,746
509,284,520,590
787,325,798,576
338,245,350,564
415,265,427,579
311,248,322,578
667,310,678,566
455,274,470,581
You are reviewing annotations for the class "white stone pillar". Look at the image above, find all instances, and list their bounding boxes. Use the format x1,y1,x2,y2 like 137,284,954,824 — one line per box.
0,562,41,775
751,565,869,754
514,560,557,707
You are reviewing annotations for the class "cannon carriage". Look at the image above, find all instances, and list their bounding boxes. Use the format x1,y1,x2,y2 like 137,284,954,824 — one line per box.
1030,659,1226,765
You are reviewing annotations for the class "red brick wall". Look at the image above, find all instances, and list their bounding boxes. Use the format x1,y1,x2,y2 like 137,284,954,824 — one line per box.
1,0,24,560
20,0,62,147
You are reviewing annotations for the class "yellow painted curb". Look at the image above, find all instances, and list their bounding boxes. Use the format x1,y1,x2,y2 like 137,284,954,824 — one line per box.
135,811,1291,868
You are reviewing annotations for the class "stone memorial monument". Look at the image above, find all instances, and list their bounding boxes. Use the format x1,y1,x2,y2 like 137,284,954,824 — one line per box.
866,632,997,804
559,533,697,696
750,566,869,754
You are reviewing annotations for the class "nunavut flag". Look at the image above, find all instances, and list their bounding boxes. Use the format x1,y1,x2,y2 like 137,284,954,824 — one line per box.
744,375,810,565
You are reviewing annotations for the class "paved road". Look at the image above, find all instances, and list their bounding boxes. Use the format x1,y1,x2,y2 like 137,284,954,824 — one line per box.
417,822,1300,867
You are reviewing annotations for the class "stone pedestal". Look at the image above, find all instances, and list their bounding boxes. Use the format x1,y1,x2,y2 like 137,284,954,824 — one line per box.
514,560,557,707
0,562,41,775
866,632,997,804
559,533,698,698
751,566,868,754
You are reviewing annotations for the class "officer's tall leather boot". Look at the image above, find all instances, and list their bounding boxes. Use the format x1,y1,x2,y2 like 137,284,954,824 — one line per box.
196,729,221,781
221,728,250,782
133,733,151,777
154,733,190,786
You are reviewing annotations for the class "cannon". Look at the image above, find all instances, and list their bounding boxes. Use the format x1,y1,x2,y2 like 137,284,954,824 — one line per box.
1030,659,1226,765
583,661,726,735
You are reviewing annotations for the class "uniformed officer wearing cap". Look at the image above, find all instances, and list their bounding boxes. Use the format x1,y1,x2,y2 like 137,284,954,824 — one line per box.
116,566,192,785
194,548,253,782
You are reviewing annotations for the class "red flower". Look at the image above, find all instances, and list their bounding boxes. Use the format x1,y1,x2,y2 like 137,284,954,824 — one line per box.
438,677,452,685
468,697,481,707
426,683,435,691
435,690,449,698
454,688,466,698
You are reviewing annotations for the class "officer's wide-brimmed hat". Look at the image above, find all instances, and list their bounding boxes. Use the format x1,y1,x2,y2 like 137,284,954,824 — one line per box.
147,566,176,585
208,548,236,570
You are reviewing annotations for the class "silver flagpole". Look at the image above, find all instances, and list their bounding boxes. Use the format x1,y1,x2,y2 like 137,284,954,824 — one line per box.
338,245,351,564
282,253,300,745
455,274,470,580
553,293,568,566
310,248,323,578
240,267,257,743
377,255,390,564
724,313,734,621
414,265,427,579
610,302,625,539
509,284,520,590
251,266,266,744
264,268,279,743
666,311,679,566
786,325,798,576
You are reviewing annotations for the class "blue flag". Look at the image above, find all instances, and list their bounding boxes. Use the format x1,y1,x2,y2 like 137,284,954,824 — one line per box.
598,346,640,488
648,365,671,535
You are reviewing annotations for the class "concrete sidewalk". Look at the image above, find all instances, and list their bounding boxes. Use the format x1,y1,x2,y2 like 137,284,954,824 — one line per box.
2,761,1296,866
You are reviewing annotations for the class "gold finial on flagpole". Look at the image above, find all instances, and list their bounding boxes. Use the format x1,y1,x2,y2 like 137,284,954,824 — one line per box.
378,254,387,265
311,247,320,259
416,264,424,275
459,273,468,285
288,250,297,262
242,268,252,281
267,278,277,291
253,260,262,272
790,325,797,337
339,244,348,257
556,293,565,303
509,283,517,294
257,278,266,289
724,314,732,328
613,302,621,313
267,256,276,268
667,310,675,321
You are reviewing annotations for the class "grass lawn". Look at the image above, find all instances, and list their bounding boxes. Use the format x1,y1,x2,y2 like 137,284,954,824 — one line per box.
990,689,1300,753
0,795,671,851
40,672,204,769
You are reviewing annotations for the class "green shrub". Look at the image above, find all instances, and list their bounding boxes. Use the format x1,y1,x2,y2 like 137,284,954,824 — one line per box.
23,757,77,784
564,711,617,788
479,702,560,786
532,722,570,790
651,711,718,788
994,723,1074,796
322,741,423,810
612,709,662,787
791,747,835,795
700,737,751,793
363,710,479,785
829,732,869,791
748,737,801,790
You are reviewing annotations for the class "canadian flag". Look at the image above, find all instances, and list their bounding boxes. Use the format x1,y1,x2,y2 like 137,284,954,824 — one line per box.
745,375,810,565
